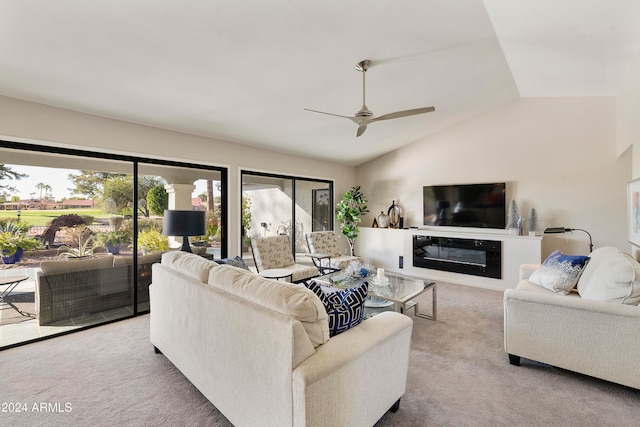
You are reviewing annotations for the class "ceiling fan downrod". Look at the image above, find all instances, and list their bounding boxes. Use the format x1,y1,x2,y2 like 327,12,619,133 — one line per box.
356,60,373,117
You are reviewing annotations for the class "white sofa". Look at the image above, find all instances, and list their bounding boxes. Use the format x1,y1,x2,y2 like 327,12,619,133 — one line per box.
504,247,640,389
150,251,414,427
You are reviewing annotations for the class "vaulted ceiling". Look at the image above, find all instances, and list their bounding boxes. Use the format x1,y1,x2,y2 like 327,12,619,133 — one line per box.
1,1,639,166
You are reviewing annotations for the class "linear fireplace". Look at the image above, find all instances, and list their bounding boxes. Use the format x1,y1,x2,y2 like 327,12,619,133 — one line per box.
412,235,502,279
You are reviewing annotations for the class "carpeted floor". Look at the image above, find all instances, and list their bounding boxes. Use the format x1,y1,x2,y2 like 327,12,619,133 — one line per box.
1,282,639,426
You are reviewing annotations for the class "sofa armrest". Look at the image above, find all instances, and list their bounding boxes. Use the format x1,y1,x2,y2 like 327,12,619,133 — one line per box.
519,263,541,280
292,311,413,427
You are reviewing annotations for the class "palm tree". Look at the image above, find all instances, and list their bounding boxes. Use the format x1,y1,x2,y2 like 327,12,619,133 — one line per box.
35,182,47,208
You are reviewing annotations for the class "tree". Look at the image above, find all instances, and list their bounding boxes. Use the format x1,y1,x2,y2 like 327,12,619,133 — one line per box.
206,180,214,212
147,185,168,216
138,175,166,203
68,170,123,199
101,175,166,214
0,164,28,193
102,176,133,214
35,182,51,206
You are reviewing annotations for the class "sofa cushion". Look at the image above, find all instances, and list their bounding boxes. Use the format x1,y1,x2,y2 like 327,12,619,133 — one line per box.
528,250,590,294
161,251,218,283
40,254,115,274
216,255,250,270
305,280,369,337
577,247,640,305
208,265,330,347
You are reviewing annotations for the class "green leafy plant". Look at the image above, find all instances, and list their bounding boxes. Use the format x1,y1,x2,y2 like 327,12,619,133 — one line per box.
242,196,252,247
336,185,369,256
205,210,220,242
94,226,132,247
0,228,42,256
137,229,169,254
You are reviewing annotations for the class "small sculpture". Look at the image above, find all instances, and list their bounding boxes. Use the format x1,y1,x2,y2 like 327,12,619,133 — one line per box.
388,200,401,228
506,200,520,230
377,211,390,228
527,208,538,234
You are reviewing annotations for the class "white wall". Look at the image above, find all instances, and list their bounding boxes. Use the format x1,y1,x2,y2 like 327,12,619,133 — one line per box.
618,51,640,164
356,97,631,258
0,95,356,255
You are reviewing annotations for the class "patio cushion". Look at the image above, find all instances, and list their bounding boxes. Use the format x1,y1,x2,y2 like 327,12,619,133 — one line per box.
40,254,115,274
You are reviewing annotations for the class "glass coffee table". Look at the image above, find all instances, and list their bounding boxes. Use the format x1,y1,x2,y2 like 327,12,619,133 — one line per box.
314,270,437,320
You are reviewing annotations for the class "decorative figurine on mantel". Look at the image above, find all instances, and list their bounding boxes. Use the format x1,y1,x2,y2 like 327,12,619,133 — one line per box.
388,200,402,229
527,208,538,235
506,199,521,234
377,211,390,228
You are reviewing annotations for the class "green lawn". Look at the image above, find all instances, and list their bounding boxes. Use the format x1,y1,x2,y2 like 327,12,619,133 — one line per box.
0,208,105,226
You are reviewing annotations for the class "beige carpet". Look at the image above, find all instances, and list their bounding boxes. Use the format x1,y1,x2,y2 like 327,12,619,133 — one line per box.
1,282,639,426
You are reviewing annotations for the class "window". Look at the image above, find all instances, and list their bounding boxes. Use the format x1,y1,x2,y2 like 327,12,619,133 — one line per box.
241,170,332,266
0,141,227,349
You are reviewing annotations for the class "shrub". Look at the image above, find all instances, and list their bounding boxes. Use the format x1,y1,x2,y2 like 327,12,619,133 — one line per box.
137,229,168,254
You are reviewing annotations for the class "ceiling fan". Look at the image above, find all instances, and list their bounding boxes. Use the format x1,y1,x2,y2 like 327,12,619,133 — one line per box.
304,59,435,137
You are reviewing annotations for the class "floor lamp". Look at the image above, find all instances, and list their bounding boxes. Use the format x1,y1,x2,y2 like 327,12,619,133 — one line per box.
162,210,206,253
543,227,594,253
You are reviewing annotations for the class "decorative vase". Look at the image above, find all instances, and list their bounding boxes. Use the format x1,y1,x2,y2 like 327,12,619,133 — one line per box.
388,200,401,229
1,247,23,264
377,211,390,228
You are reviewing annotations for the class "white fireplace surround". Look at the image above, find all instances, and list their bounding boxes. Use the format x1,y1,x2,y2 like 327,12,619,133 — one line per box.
354,227,542,291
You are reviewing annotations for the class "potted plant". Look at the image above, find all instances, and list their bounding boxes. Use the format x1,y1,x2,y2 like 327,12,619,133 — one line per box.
94,228,132,255
0,222,43,264
336,185,369,256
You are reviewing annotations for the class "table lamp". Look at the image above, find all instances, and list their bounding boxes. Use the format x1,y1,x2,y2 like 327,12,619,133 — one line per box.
162,210,206,252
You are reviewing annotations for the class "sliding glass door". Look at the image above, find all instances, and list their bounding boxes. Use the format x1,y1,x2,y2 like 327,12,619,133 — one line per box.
0,142,227,350
241,171,332,267
136,162,224,312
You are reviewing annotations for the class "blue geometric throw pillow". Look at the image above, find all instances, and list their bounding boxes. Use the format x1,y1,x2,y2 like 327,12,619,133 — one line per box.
529,250,590,294
306,281,369,337
216,255,250,271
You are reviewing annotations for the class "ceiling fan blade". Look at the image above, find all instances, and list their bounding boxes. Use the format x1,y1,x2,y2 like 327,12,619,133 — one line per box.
303,108,354,120
356,124,368,137
372,106,435,122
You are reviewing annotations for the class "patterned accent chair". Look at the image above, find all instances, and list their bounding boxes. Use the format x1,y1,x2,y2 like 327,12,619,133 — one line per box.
305,231,363,273
250,235,319,283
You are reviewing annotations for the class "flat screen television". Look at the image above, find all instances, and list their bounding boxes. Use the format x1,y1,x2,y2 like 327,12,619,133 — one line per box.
423,183,506,229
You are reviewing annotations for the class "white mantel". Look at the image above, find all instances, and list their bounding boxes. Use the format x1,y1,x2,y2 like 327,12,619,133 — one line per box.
354,227,543,291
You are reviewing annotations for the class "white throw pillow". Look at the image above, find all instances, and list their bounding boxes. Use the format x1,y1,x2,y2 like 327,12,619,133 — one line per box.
577,247,640,305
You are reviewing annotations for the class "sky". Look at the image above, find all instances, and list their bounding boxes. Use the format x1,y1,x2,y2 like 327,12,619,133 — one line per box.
5,165,75,200
3,165,210,201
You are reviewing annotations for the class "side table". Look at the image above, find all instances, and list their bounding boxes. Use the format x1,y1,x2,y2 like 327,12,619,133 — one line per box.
259,268,294,282
0,275,34,318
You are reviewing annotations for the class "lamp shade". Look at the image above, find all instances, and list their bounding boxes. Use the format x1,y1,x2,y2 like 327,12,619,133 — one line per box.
162,210,206,252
